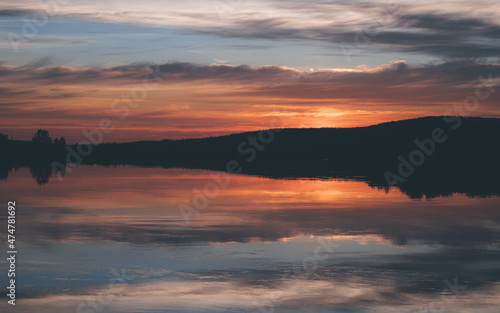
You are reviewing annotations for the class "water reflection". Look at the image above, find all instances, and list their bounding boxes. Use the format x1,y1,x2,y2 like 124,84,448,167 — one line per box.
3,161,500,200
0,166,499,313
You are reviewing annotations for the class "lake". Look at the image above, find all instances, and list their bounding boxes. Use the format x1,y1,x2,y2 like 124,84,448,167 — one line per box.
1,165,499,312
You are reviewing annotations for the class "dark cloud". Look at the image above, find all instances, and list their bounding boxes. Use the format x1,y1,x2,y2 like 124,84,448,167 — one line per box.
2,3,499,60
24,56,55,69
1,60,499,109
192,10,500,59
0,87,35,96
0,9,36,17
2,59,499,84
399,13,496,32
368,13,500,58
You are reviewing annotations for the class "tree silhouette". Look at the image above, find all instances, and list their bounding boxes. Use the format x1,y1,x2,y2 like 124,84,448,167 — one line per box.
0,132,8,147
53,136,66,149
29,162,52,185
31,129,52,145
0,133,11,181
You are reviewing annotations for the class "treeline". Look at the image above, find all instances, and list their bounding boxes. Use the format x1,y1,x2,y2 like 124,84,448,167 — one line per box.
1,117,500,199
0,129,67,184
79,116,500,198
31,129,66,147
0,129,66,150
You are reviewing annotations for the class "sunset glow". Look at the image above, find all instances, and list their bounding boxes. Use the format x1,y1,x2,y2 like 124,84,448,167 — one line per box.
1,0,500,141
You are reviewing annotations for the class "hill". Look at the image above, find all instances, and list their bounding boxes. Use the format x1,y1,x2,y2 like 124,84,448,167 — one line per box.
2,116,500,198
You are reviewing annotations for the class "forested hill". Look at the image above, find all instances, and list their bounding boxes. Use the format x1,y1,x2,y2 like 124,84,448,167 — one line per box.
2,116,500,198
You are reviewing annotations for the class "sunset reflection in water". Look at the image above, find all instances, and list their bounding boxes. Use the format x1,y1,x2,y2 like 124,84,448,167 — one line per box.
1,166,499,313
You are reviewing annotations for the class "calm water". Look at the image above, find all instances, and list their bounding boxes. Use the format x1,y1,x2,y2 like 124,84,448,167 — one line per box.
1,166,500,312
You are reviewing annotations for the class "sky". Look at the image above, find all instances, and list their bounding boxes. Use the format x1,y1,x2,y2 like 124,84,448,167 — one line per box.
0,0,499,142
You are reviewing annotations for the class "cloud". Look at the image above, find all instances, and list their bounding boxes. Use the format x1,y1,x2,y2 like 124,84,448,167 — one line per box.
400,13,494,31
3,1,500,60
0,9,36,17
1,59,499,107
24,56,55,69
2,59,499,85
1,59,499,141
0,86,35,96
194,12,500,59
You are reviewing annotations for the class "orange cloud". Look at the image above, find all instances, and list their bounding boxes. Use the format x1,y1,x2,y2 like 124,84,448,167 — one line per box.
1,61,499,141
